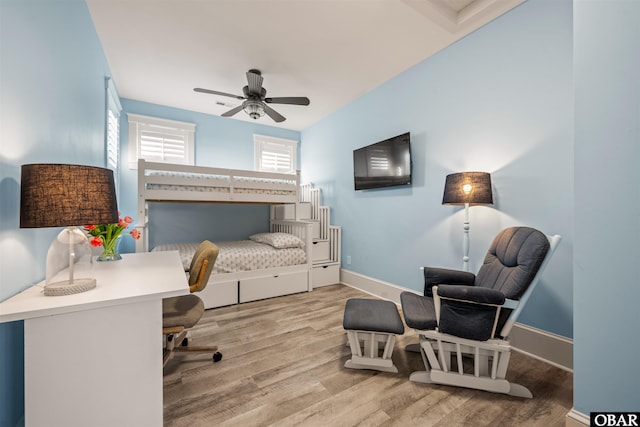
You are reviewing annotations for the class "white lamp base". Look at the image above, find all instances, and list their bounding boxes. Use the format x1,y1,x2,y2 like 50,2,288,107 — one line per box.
45,227,96,296
44,278,96,296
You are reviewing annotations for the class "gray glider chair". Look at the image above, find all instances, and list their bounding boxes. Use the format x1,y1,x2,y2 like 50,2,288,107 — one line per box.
400,227,561,398
163,240,221,367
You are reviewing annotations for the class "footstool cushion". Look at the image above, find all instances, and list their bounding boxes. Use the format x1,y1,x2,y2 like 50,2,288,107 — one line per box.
342,298,404,373
343,298,405,335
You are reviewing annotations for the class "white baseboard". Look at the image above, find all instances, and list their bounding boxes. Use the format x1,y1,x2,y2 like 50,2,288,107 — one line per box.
566,408,589,427
340,268,573,372
340,269,409,304
510,322,573,371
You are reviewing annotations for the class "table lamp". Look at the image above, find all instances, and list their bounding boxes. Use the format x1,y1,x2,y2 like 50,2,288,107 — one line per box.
20,164,119,296
442,171,493,271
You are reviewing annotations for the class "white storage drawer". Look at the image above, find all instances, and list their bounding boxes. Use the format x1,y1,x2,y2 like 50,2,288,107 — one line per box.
273,203,311,220
199,278,238,309
312,240,330,262
239,270,309,303
312,264,340,288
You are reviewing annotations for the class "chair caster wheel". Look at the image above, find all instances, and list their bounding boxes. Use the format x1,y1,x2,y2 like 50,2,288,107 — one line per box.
213,352,222,362
181,338,188,347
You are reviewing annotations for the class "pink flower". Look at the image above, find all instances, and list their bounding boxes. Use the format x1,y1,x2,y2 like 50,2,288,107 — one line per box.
83,213,141,248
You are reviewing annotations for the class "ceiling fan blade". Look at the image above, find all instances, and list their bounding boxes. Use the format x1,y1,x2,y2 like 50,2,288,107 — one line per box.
263,104,286,123
221,105,244,117
246,70,264,95
194,87,244,100
264,97,310,106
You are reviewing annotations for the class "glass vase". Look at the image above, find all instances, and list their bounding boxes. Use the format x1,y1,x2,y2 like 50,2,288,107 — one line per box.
98,235,122,261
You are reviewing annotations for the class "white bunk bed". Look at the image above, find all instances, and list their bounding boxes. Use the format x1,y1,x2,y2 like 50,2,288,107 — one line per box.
136,159,312,308
136,159,301,252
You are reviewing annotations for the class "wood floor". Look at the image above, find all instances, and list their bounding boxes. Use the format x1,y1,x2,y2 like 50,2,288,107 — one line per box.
163,284,573,427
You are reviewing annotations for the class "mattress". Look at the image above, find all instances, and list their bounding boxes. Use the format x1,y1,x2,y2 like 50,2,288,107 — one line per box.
145,171,296,196
152,240,307,274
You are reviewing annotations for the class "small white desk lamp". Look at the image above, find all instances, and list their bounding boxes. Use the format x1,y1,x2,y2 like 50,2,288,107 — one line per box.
442,172,493,271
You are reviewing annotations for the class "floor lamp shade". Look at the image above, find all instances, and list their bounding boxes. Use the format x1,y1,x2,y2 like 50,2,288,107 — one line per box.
20,164,119,296
442,172,493,271
442,172,493,206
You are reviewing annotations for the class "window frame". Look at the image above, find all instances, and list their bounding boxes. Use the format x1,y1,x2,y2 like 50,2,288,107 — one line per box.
127,113,195,169
253,134,298,174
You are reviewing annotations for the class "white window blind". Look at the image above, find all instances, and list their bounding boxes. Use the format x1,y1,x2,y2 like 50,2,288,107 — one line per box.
254,134,297,174
105,77,121,173
128,114,195,169
107,109,119,170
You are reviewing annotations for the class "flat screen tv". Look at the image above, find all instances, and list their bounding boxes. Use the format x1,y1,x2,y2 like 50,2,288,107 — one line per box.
353,132,412,190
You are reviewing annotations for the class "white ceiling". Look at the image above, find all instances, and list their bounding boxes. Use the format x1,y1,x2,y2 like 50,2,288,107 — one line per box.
87,0,524,131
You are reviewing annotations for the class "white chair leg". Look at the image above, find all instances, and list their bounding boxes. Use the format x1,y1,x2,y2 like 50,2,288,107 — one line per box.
409,371,433,383
407,331,531,398
507,383,533,398
344,330,400,373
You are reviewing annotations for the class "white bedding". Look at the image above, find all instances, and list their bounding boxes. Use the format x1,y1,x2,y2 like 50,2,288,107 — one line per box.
152,240,307,274
145,171,296,196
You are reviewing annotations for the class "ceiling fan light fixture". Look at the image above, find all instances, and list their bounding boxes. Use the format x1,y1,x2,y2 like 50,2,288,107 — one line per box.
196,70,308,123
243,100,265,120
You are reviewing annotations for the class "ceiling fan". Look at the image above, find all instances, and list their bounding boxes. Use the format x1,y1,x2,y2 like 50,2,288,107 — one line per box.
194,69,310,123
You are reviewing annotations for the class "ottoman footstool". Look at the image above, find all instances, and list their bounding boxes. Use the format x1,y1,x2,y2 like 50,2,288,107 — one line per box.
342,298,405,373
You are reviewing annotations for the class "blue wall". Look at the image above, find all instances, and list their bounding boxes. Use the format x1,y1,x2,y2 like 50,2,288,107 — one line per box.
301,0,574,338
573,0,640,414
117,99,301,252
0,1,113,425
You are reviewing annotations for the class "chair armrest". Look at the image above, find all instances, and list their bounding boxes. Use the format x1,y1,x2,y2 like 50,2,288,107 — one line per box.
503,298,519,310
422,267,476,297
437,284,505,306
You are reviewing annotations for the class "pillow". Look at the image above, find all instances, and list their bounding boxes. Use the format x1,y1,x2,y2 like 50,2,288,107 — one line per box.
249,232,304,249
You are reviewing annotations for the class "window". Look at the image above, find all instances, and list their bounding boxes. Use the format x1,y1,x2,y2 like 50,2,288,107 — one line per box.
128,113,195,169
254,134,297,174
105,77,121,173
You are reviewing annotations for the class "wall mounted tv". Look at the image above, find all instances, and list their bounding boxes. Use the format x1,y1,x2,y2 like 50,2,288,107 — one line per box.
353,132,412,190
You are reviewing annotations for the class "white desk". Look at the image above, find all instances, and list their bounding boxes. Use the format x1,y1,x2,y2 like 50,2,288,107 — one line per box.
0,251,188,427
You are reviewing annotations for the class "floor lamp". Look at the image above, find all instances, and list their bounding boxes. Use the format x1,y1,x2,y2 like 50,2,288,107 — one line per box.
20,164,119,296
442,172,493,271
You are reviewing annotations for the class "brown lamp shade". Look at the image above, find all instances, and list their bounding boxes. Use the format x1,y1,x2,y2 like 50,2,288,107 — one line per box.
442,172,493,206
20,164,119,228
